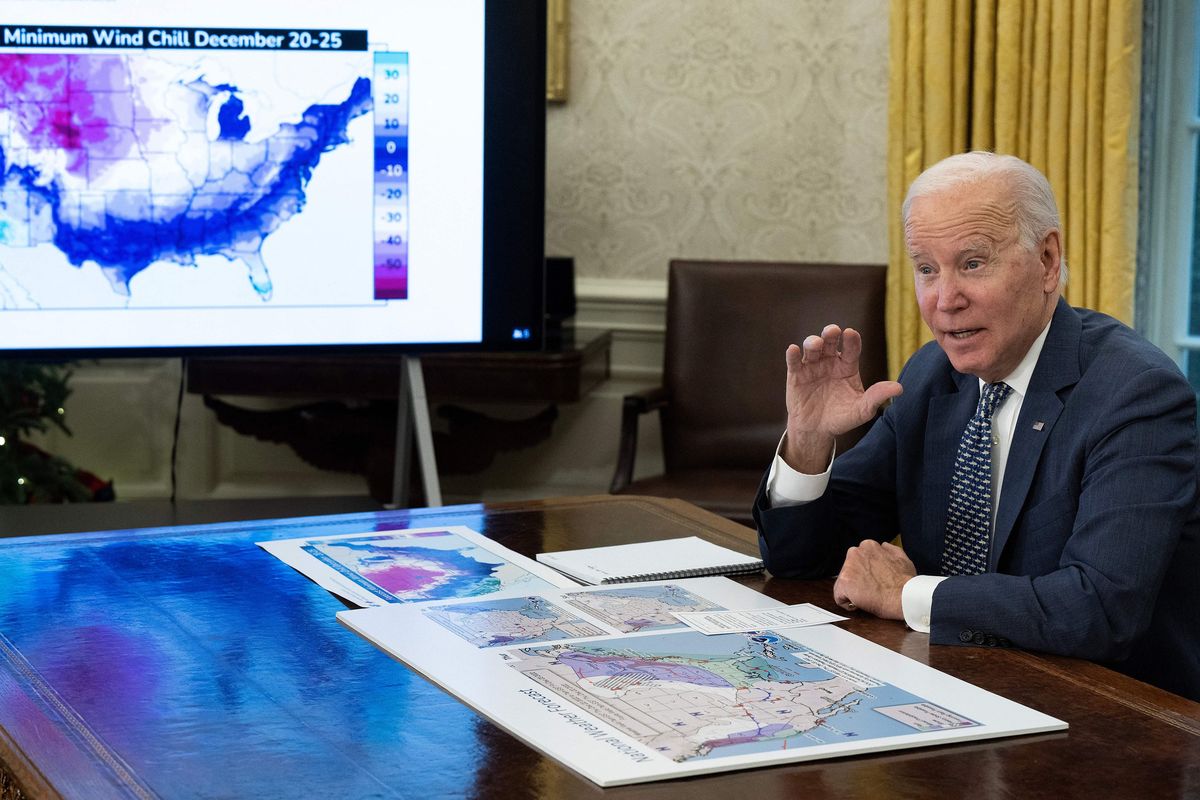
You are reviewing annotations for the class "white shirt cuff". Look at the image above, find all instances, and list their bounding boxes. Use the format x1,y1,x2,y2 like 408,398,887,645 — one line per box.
766,432,833,506
901,574,947,633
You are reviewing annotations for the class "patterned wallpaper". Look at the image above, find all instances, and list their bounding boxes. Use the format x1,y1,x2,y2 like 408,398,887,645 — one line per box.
545,0,890,281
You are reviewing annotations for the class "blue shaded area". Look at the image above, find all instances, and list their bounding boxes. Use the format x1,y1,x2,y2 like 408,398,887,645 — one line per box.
47,76,373,289
1,159,58,246
216,94,251,141
442,596,565,623
517,597,561,620
373,136,407,169
587,584,716,608
425,596,597,648
3,159,57,208
0,509,506,799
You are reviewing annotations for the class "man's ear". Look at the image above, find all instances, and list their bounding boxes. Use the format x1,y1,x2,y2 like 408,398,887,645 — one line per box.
1039,229,1062,292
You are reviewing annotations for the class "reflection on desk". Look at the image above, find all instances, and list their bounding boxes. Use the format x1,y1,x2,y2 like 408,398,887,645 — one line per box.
0,496,1197,800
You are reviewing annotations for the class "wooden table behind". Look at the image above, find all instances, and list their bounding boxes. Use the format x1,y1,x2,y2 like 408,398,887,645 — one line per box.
0,496,1197,799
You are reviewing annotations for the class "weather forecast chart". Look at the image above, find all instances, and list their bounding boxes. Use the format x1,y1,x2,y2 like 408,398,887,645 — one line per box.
423,596,607,648
259,525,579,608
0,23,408,309
507,629,980,763
339,578,1066,787
561,584,724,633
299,529,561,604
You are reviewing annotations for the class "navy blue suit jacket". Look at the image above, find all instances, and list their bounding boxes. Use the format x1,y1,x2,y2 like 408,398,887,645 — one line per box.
755,299,1200,700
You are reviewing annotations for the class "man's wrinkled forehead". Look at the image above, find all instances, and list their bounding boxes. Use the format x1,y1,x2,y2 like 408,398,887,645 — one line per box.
904,183,1020,250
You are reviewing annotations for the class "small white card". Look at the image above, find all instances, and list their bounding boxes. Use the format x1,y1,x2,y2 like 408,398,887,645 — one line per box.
671,603,847,634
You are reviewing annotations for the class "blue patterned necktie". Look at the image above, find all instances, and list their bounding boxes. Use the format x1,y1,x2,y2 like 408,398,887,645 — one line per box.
942,381,1013,576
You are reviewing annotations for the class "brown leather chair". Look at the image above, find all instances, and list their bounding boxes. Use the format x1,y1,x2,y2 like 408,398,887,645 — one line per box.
610,260,888,526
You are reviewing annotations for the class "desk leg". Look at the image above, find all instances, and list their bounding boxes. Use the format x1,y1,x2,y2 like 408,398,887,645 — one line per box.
391,356,442,508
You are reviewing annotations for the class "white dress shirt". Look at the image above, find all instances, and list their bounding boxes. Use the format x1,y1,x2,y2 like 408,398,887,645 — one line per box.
767,320,1053,633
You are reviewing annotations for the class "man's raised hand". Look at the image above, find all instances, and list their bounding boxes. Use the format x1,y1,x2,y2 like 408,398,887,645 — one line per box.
782,325,902,473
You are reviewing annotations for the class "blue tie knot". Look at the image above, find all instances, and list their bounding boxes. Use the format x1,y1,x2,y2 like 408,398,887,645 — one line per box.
977,381,1013,421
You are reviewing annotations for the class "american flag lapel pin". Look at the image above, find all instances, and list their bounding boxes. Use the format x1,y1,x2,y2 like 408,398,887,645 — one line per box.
1032,421,1045,431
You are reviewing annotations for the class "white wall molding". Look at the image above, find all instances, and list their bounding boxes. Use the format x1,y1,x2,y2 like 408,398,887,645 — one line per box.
575,275,667,382
576,276,667,305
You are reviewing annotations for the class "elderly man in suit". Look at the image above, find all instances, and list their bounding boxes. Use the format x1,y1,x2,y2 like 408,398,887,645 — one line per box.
755,151,1200,701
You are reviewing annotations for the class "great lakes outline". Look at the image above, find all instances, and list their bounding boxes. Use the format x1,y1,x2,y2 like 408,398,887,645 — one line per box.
506,629,979,762
423,596,606,648
561,583,723,633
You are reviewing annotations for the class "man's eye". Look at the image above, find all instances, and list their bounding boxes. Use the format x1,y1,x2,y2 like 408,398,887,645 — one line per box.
916,264,934,275
965,259,984,270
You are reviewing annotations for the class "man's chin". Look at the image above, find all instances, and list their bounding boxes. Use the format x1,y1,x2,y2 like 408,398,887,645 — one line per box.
938,342,986,377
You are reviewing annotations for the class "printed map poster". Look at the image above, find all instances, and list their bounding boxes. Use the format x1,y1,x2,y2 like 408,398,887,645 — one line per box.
259,525,578,607
393,577,777,650
340,579,1067,787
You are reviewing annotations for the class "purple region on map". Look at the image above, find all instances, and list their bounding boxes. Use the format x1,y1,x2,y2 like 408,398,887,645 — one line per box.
0,53,371,298
319,540,506,599
557,652,732,688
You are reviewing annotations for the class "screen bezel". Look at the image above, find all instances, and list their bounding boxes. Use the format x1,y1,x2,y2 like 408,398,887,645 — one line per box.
0,0,546,358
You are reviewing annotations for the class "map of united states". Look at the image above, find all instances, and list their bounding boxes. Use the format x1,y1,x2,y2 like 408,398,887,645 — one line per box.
509,630,979,762
424,596,607,648
303,530,553,604
563,584,724,633
0,52,370,305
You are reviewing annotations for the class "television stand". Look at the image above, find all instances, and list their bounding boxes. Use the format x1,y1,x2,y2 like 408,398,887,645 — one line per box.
391,356,441,508
187,329,612,503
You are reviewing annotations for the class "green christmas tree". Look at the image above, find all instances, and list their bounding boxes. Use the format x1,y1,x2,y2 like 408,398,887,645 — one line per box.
0,361,111,504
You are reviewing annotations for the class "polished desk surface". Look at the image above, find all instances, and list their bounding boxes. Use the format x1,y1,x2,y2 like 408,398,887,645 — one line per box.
0,496,1197,799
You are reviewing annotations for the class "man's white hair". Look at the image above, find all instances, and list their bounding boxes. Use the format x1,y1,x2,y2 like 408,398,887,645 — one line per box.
902,151,1068,287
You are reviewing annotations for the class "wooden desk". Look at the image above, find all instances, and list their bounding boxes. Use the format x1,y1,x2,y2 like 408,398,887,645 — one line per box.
1,496,1197,799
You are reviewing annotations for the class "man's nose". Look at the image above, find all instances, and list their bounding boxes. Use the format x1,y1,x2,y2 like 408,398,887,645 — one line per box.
936,273,967,312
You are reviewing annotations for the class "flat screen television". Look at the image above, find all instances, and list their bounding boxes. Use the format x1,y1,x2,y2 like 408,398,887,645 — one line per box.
0,0,546,357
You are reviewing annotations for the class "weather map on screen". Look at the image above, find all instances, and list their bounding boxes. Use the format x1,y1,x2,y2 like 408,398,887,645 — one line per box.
0,0,511,351
0,45,396,306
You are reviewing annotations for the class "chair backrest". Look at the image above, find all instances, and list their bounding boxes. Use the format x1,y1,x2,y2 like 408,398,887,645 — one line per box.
661,260,888,472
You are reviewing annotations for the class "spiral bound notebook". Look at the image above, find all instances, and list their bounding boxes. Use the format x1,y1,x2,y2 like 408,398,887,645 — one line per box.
535,536,764,585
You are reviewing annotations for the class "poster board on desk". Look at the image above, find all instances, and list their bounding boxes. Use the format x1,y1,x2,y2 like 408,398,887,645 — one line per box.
339,577,1067,787
259,525,578,607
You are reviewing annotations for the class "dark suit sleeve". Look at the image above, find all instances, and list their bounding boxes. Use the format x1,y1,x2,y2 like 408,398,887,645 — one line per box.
930,365,1198,662
754,397,903,579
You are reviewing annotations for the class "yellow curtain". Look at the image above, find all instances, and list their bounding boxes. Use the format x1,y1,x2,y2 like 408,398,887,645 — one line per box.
885,0,1142,377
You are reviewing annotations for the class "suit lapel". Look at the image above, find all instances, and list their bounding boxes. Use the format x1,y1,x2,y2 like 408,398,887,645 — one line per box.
923,370,979,569
991,299,1081,568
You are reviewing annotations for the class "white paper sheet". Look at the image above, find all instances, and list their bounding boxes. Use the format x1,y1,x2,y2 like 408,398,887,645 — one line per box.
672,603,847,634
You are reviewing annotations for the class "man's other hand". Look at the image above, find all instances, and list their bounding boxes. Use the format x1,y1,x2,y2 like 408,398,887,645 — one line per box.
832,540,915,620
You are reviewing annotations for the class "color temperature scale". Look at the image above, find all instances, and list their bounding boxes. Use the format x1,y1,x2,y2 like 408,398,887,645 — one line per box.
372,51,409,300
